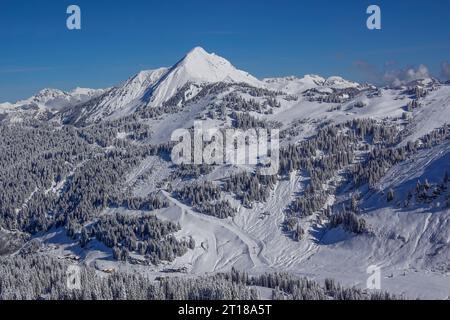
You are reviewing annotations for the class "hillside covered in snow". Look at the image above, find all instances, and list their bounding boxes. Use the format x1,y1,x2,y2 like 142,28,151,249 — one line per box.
0,47,449,300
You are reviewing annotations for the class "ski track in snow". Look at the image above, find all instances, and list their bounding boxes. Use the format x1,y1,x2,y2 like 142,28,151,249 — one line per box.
161,190,267,273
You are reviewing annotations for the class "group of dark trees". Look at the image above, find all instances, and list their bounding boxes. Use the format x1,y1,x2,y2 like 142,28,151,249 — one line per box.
174,168,278,217
328,211,368,235
89,213,191,263
222,94,266,113
279,120,370,221
174,182,236,218
283,217,305,241
0,255,255,300
303,87,363,104
353,125,449,188
231,111,282,130
406,99,420,112
0,118,188,264
172,164,214,179
404,85,429,99
224,171,278,208
231,112,268,130
227,268,400,300
176,181,221,206
401,173,450,208
0,255,401,300
278,119,449,238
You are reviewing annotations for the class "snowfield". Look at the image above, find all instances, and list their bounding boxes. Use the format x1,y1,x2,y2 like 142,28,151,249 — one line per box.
1,47,449,300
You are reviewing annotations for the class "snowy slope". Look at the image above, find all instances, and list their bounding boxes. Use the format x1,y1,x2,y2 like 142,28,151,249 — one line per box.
402,86,450,143
1,87,106,112
263,75,325,94
60,47,266,123
82,68,169,121
323,76,359,89
294,142,450,299
147,47,263,108
2,47,450,299
264,74,359,95
2,47,364,123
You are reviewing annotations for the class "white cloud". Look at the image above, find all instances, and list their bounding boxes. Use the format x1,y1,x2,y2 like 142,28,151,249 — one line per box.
354,60,433,86
382,64,430,87
440,61,450,80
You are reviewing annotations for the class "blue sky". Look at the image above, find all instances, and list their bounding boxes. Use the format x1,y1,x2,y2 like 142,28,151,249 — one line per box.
1,0,450,102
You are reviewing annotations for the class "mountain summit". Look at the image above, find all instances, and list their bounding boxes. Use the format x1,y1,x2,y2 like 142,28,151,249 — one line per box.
172,46,260,85
147,46,262,107
72,47,264,121
2,47,362,123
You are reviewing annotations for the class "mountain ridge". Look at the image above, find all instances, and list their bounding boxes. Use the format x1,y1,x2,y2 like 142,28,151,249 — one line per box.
1,47,363,118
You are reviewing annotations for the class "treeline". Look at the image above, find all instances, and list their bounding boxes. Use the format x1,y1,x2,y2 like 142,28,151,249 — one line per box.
77,117,152,147
304,87,363,104
226,268,401,300
231,112,282,130
88,213,191,264
174,182,236,218
400,173,450,208
0,120,184,263
231,112,268,130
283,217,305,241
0,255,255,300
328,211,368,235
353,125,449,188
222,93,266,113
278,119,407,236
224,171,277,208
0,255,402,300
0,124,94,232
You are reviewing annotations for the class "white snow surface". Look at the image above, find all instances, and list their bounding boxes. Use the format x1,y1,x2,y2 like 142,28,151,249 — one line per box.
147,47,263,108
3,47,450,299
0,87,106,112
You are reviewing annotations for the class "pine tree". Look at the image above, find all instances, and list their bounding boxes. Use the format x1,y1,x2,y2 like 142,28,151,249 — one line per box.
80,227,90,248
350,194,359,212
387,188,395,202
293,225,305,242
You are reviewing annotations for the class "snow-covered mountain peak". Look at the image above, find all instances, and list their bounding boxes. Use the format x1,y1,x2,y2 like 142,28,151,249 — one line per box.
264,74,327,94
33,88,68,103
1,86,107,115
70,87,103,96
183,46,211,61
323,76,359,89
302,74,326,85
169,46,261,85
59,48,267,122
263,73,362,94
147,47,263,107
